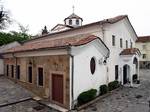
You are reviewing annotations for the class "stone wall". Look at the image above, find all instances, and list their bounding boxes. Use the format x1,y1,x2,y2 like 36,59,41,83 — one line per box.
4,55,70,108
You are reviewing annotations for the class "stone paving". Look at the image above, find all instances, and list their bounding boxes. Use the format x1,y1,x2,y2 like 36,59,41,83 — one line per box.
81,69,150,112
0,76,58,112
0,76,33,105
0,69,150,112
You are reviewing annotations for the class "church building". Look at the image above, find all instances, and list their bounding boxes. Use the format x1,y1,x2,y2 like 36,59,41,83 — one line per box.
1,12,140,110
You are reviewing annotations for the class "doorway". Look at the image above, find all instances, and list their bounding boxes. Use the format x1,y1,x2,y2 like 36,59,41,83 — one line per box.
52,74,64,104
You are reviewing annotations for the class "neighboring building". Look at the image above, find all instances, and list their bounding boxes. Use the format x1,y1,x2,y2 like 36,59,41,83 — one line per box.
0,41,21,75
136,36,150,69
1,14,140,110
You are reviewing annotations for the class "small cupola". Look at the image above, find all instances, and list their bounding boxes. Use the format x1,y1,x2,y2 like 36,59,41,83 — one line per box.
64,13,83,27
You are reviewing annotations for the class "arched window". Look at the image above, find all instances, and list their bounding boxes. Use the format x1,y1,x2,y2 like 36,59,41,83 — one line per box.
76,19,79,25
120,38,123,48
90,57,96,74
126,40,128,48
69,19,72,25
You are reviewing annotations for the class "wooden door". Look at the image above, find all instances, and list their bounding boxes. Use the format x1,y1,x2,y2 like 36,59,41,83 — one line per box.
52,74,63,104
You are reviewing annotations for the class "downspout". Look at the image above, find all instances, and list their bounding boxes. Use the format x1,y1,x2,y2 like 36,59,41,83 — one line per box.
100,23,109,84
100,23,105,42
66,45,74,110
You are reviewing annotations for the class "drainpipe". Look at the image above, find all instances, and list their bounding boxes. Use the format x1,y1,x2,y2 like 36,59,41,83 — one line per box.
66,45,74,110
100,23,105,42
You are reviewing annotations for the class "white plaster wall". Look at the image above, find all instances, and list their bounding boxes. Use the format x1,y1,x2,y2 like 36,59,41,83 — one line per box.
0,59,4,75
103,19,136,82
72,43,107,100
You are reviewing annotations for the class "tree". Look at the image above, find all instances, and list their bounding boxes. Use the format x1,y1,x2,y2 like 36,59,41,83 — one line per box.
0,31,30,46
18,23,29,34
0,6,11,29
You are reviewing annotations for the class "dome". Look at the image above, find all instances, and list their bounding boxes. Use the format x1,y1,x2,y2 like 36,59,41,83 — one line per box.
64,13,83,27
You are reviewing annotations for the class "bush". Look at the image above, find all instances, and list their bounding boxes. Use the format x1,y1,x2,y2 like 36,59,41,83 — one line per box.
108,81,119,91
99,84,108,95
77,89,97,105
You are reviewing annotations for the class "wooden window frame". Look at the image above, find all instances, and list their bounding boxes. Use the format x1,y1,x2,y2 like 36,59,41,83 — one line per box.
126,40,128,48
37,66,44,87
115,65,119,80
69,19,72,25
28,66,33,83
16,65,20,80
6,64,9,76
120,38,123,48
112,35,115,46
11,65,14,78
90,57,96,74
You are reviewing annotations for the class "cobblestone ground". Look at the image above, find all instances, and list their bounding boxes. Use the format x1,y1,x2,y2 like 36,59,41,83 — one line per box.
0,76,33,105
0,76,58,112
0,100,58,112
81,69,150,112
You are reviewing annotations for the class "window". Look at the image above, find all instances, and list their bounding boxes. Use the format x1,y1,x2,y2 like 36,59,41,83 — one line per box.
143,54,146,59
142,45,146,49
112,35,115,46
115,65,118,80
90,57,96,74
76,19,79,25
28,66,32,83
130,42,133,48
126,40,128,48
38,67,43,86
69,19,72,25
16,65,20,80
11,65,14,78
120,38,123,48
6,65,9,76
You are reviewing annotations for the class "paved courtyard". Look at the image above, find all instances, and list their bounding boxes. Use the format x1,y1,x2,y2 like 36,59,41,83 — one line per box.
0,76,58,112
0,69,150,112
80,69,150,112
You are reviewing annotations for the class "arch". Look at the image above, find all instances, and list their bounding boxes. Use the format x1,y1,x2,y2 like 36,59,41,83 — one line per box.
133,57,138,69
69,19,72,25
123,64,130,84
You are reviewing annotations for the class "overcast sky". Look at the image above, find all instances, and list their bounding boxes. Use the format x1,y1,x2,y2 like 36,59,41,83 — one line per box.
2,0,150,36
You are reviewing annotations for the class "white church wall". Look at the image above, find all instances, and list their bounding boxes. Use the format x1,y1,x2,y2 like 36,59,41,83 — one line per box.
103,19,136,82
72,42,107,100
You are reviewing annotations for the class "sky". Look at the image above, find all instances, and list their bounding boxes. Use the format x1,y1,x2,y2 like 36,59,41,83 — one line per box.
1,0,150,36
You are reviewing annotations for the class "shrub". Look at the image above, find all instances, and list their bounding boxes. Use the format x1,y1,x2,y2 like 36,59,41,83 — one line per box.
77,89,97,105
108,80,119,91
99,84,108,95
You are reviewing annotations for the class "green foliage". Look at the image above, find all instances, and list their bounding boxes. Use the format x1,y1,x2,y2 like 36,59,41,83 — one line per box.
77,89,97,105
99,84,108,95
108,81,119,91
0,32,30,46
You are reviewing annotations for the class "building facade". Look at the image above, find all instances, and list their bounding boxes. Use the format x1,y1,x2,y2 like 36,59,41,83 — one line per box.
1,14,140,110
136,36,150,69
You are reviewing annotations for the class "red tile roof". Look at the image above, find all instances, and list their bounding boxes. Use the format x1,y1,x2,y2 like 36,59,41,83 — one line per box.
64,13,83,21
136,36,150,42
4,35,99,54
120,48,141,56
24,15,129,43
